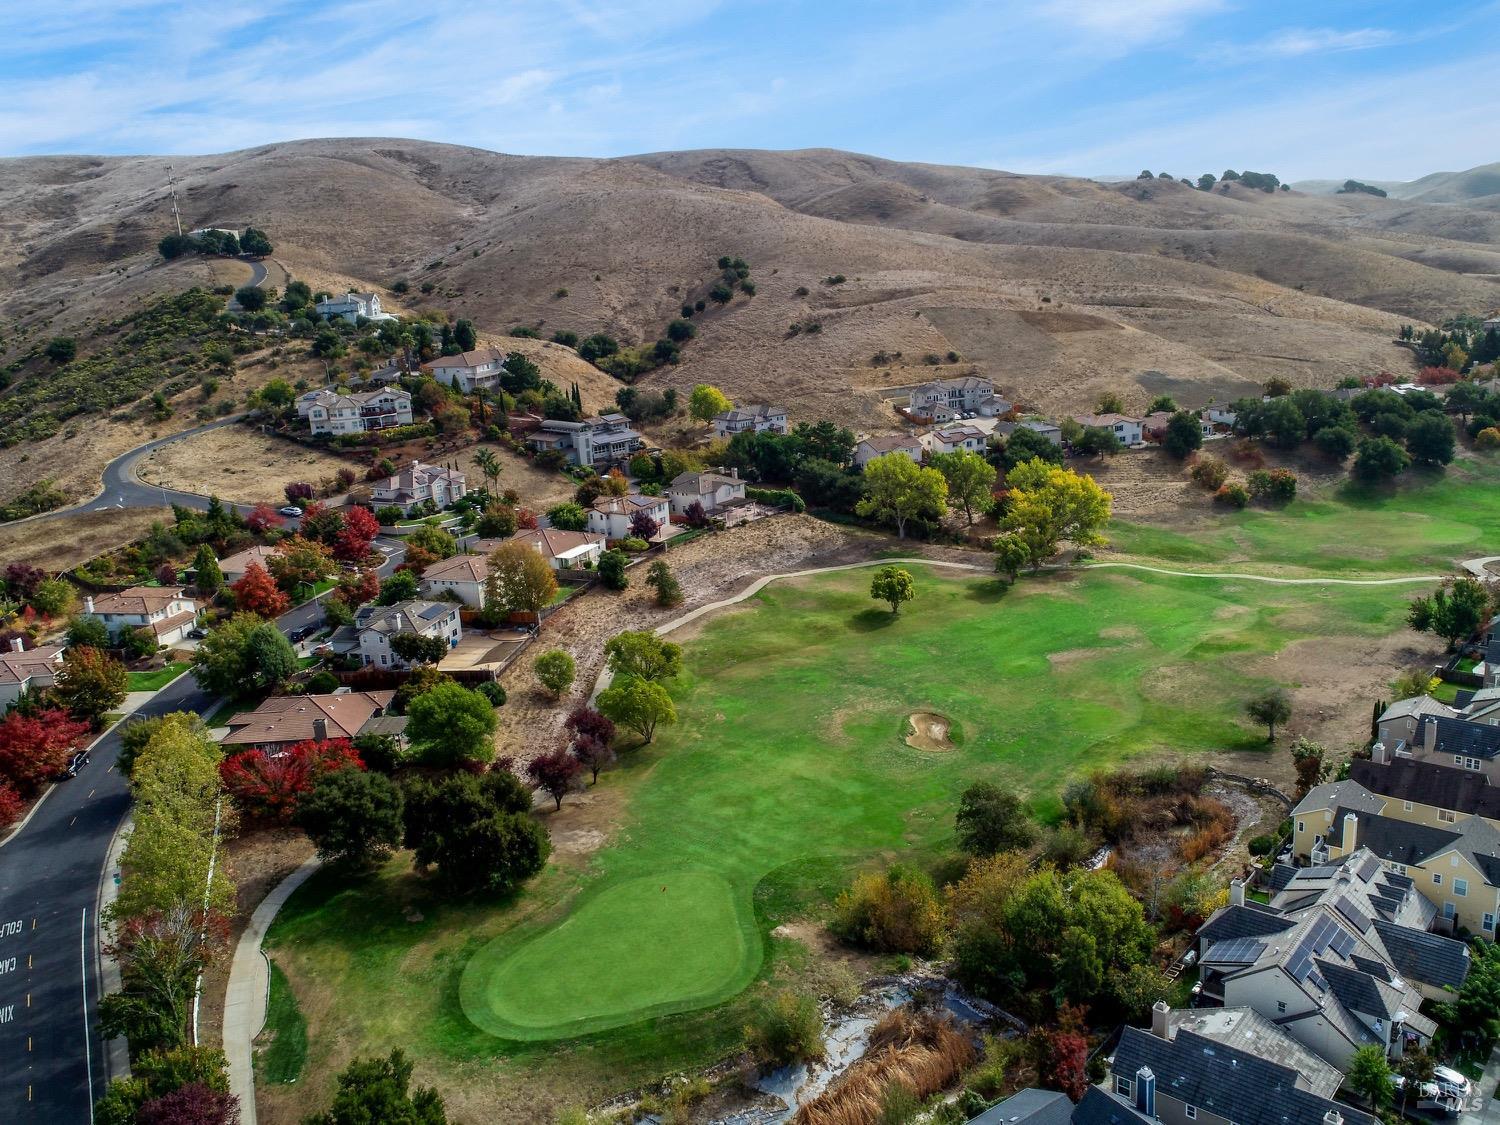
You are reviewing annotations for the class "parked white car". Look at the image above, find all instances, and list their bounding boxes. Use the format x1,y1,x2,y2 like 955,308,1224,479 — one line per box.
1433,1066,1472,1100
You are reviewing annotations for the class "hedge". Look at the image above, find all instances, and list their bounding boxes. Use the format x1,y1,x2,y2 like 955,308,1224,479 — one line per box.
746,486,806,512
332,422,435,447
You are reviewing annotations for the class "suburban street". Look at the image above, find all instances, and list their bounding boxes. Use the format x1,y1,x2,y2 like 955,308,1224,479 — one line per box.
0,671,214,1121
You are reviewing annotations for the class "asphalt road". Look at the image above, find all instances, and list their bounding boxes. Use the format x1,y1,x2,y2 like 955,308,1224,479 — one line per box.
0,671,215,1122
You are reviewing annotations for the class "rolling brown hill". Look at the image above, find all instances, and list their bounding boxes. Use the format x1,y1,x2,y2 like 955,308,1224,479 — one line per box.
2,139,1499,506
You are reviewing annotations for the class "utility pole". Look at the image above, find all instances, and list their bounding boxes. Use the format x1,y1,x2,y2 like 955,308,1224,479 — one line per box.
166,163,183,236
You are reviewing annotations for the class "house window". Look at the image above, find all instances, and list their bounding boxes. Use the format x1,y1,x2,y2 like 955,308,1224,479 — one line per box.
1468,758,1482,771
1455,879,1468,897
1485,913,1495,932
1440,809,1457,823
1277,1000,1287,1014
1433,873,1443,886
1115,1077,1132,1099
1444,902,1457,920
1186,1108,1198,1121
1297,820,1305,833
1456,756,1465,766
1404,801,1413,812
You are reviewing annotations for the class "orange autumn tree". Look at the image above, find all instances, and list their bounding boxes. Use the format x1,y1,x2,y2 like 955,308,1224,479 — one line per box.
231,561,290,618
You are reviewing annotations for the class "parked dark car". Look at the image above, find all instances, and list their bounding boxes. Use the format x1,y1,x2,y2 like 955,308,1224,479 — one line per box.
61,749,91,779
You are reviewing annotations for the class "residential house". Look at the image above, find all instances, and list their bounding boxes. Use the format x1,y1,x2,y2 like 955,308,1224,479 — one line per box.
667,468,746,515
370,460,466,515
314,291,395,324
0,641,64,711
1373,695,1461,755
1292,779,1500,937
994,419,1064,446
1203,405,1239,429
421,347,508,393
1072,413,1144,446
301,387,413,437
909,376,1006,421
221,691,400,752
713,404,788,438
587,494,670,541
968,1087,1153,1125
1351,754,1500,833
525,414,645,469
1483,316,1500,334
85,587,199,647
512,528,607,570
1194,850,1466,1067
923,424,988,456
1141,412,1216,441
1105,1005,1380,1125
354,601,462,668
854,433,924,468
420,554,493,608
216,544,279,586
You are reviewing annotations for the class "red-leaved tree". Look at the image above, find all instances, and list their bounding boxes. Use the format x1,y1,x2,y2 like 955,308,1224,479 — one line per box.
230,561,290,618
526,749,582,810
137,1083,240,1125
246,504,285,533
628,508,660,541
0,709,92,792
1039,1003,1090,1102
333,506,381,562
284,481,315,504
565,705,615,747
516,507,539,530
333,568,381,610
219,738,363,822
0,782,23,829
1418,366,1461,386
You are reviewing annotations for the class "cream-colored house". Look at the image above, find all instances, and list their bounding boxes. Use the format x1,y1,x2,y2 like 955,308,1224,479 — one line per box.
421,347,507,393
86,587,199,647
0,641,64,711
667,469,746,515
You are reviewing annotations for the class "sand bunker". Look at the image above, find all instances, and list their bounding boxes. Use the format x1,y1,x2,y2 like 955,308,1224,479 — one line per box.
905,712,955,752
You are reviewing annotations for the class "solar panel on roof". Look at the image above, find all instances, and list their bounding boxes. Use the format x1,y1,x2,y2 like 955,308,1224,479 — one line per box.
1205,938,1265,965
1355,853,1382,882
1330,927,1357,958
1334,895,1371,934
418,605,448,620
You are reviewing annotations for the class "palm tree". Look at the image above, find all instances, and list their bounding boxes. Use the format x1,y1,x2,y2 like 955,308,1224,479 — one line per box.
474,448,502,495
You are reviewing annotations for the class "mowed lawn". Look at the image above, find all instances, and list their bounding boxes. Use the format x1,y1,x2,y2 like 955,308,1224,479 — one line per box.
265,561,1413,1110
1108,457,1500,576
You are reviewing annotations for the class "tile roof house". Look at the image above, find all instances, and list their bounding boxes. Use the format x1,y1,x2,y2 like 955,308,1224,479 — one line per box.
923,424,988,455
314,291,395,324
1374,695,1461,755
512,528,606,570
1072,413,1144,445
525,413,645,469
420,347,508,393
587,494,670,541
300,386,413,437
667,468,746,515
370,460,466,516
909,376,1006,421
221,691,399,751
216,544,279,586
1194,849,1465,1066
854,433,925,468
994,419,1064,445
354,600,461,668
84,587,199,647
419,554,493,608
0,640,65,711
712,404,788,438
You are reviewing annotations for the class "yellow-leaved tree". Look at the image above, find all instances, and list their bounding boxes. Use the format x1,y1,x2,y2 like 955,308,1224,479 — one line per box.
1002,458,1111,563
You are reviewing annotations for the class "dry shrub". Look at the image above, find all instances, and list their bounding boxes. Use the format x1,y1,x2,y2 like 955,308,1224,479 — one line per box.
792,1008,976,1125
1177,796,1236,863
1227,439,1265,467
831,866,946,956
1188,453,1229,490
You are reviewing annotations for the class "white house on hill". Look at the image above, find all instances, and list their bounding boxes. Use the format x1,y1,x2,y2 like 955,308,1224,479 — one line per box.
315,291,395,324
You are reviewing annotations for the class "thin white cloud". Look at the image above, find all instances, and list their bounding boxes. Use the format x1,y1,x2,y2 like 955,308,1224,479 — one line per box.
1042,0,1226,44
1205,26,1397,63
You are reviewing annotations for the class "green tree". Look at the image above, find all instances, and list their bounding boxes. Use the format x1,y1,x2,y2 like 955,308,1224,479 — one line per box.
1247,689,1292,741
239,227,273,255
303,1049,448,1125
831,865,946,955
1075,426,1123,458
405,681,497,766
234,285,267,312
453,319,477,351
744,991,824,1069
870,565,916,614
644,559,683,606
1353,436,1410,481
29,576,75,617
405,524,456,559
856,453,948,539
1406,413,1457,466
1439,939,1500,1052
689,384,732,422
51,646,128,725
1346,1045,1392,1110
545,501,588,531
1001,426,1063,470
596,676,677,744
955,781,1035,855
1162,411,1204,459
1410,577,1489,650
45,336,77,363
296,767,404,867
473,448,502,494
604,630,683,682
929,449,997,525
377,569,420,605
484,540,557,616
192,545,223,596
1313,425,1356,460
1095,391,1125,413
1147,395,1178,413
389,632,449,666
993,533,1033,583
1002,459,1112,561
1055,925,1104,1003
66,615,110,649
598,548,628,590
533,649,576,699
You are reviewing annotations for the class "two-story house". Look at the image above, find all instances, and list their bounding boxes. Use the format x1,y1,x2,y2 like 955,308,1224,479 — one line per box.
854,434,925,468
419,554,493,608
0,640,65,711
301,387,414,436
315,291,395,324
993,419,1063,446
421,347,508,393
1194,850,1466,1068
923,424,988,456
370,461,466,515
221,690,399,753
469,530,607,572
85,587,199,648
667,468,747,515
1073,413,1144,446
909,376,1005,421
526,414,645,469
712,405,788,438
588,494,670,541
355,601,461,668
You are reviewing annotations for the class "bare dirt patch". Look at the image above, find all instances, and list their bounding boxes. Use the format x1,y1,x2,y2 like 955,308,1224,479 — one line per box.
138,426,352,505
0,507,171,570
904,711,955,752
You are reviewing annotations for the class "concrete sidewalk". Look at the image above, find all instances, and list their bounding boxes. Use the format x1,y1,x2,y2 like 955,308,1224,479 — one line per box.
1457,1044,1500,1125
222,857,321,1125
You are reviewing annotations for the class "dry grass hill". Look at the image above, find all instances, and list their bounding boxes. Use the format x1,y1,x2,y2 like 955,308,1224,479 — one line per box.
2,139,1499,507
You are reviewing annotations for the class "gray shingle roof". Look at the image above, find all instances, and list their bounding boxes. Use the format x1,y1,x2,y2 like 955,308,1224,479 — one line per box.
1293,778,1386,818
1350,757,1500,821
1196,904,1296,945
1068,1088,1153,1125
1112,1028,1378,1125
1421,715,1500,760
1372,919,1471,988
967,1088,1075,1125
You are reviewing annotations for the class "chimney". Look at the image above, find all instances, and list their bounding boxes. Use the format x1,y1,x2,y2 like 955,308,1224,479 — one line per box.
84,596,95,614
1342,811,1358,854
312,717,329,742
1324,1112,1343,1125
9,638,23,653
1230,878,1245,908
730,466,739,479
1372,741,1390,765
1151,1000,1170,1040
1135,1066,1155,1118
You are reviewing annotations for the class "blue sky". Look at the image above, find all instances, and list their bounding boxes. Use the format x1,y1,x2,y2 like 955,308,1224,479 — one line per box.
2,0,1497,181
